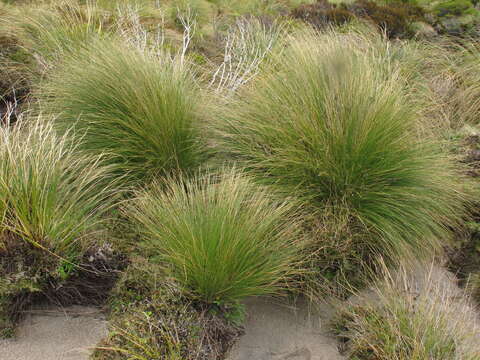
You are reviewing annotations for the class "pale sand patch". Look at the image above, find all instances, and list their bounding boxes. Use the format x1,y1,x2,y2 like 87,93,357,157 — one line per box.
227,297,345,360
0,305,107,360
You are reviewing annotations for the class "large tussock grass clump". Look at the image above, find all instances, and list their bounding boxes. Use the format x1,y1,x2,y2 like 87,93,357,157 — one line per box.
0,118,120,337
39,39,205,186
128,170,303,304
215,30,469,282
335,263,480,360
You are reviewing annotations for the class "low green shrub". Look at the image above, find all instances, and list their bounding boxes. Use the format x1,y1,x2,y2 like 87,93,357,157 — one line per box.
92,258,242,360
334,264,480,359
127,169,303,305
0,118,120,336
430,0,480,35
434,0,477,18
290,0,425,38
349,0,425,38
291,0,354,28
39,39,206,187
214,30,469,290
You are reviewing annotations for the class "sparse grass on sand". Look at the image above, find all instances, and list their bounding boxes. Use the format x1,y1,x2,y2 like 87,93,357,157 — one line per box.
334,262,480,360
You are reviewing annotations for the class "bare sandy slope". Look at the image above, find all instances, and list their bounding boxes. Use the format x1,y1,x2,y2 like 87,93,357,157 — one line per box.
227,297,344,360
0,305,107,360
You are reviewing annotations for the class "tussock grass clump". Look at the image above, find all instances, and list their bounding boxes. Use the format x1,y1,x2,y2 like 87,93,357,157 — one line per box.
128,170,303,304
39,39,205,186
5,2,112,64
0,118,118,256
3,1,165,69
215,30,468,284
452,40,480,126
0,118,120,337
334,263,480,360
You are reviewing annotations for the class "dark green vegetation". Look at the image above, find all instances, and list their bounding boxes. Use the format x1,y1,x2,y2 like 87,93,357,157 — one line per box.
0,0,479,359
292,0,426,38
291,0,480,37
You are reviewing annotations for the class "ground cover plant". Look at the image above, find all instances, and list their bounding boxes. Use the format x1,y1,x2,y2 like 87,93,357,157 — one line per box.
39,39,206,187
214,29,470,290
128,169,304,305
334,263,480,359
0,118,120,337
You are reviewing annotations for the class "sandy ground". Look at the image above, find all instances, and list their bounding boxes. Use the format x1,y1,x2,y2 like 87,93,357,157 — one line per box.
227,297,345,360
1,299,344,360
0,305,107,360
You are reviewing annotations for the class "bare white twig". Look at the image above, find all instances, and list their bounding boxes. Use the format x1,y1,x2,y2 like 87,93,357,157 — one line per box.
1,87,20,126
116,3,165,55
210,18,284,95
177,7,197,66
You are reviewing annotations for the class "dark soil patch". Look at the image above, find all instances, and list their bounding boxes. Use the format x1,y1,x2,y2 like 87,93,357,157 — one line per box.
0,238,127,338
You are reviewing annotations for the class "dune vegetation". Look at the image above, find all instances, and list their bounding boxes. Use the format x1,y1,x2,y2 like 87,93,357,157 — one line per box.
0,0,479,359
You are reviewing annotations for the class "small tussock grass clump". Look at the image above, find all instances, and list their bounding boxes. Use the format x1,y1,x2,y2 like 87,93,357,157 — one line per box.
39,39,205,186
3,1,112,65
0,118,120,337
451,40,480,126
92,258,242,360
214,30,469,287
128,169,303,305
0,118,118,258
334,263,480,360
